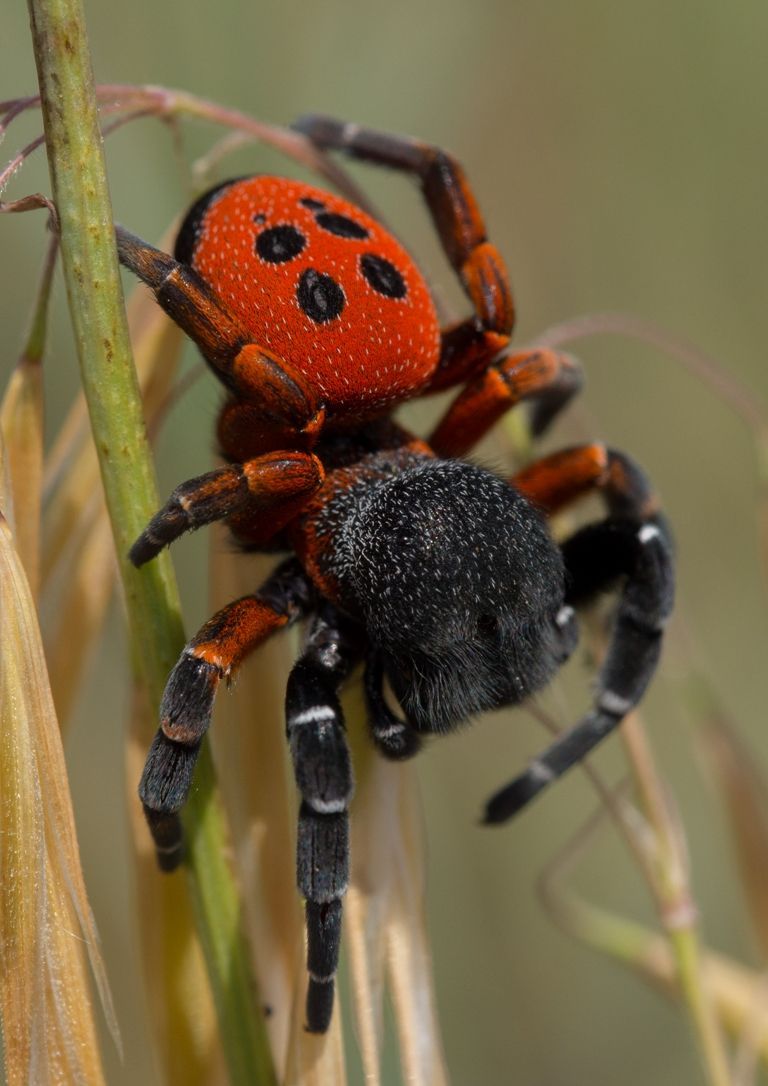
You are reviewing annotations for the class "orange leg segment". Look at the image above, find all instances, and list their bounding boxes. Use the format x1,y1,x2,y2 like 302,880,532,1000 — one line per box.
116,226,322,427
129,450,324,565
513,443,661,519
139,558,313,869
424,318,510,394
429,348,582,458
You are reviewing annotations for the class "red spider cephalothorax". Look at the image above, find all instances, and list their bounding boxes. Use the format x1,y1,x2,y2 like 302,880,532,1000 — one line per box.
116,115,674,1034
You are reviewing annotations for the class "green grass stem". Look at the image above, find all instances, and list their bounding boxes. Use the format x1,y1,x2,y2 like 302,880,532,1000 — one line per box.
26,2,275,1081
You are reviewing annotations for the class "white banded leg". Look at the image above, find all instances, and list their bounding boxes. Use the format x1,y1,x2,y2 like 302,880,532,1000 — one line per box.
285,606,361,1032
484,514,674,822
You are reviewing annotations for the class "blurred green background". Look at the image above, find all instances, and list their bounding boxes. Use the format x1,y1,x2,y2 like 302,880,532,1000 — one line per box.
2,2,768,1083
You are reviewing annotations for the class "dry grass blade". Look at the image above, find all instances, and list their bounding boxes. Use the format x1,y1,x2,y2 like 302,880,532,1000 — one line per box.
539,787,753,1070
126,687,228,1086
548,887,768,1067
0,358,43,595
385,765,448,1086
0,236,55,598
621,715,732,1086
42,232,183,591
41,266,184,732
43,504,116,728
347,689,449,1086
699,711,768,962
284,994,347,1086
209,543,306,1080
0,509,116,1085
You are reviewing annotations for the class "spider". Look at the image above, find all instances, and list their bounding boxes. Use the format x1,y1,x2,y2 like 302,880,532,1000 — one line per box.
116,115,674,1034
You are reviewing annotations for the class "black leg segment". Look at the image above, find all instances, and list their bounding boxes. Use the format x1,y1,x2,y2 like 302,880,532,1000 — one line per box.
285,603,363,1032
139,559,314,869
364,650,421,760
484,514,674,822
294,114,515,335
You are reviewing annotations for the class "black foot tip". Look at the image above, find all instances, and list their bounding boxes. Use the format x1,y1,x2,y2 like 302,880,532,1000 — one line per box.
305,978,334,1035
128,536,158,568
482,774,547,826
376,728,422,761
155,842,185,873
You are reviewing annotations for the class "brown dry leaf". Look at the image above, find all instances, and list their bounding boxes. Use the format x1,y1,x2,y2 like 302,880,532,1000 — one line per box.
700,713,768,961
43,499,115,727
0,509,115,1085
345,877,388,1082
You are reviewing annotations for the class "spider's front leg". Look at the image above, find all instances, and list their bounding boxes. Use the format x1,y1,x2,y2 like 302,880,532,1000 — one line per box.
484,443,674,822
118,228,328,556
129,449,324,565
295,114,515,338
284,604,363,1033
115,226,325,436
294,115,582,446
140,559,314,869
295,111,523,401
429,347,583,458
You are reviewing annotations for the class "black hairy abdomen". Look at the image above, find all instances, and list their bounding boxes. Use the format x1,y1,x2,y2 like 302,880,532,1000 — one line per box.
316,455,566,733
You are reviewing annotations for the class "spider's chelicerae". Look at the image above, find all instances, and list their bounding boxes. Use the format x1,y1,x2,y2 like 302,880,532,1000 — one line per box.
117,115,674,1033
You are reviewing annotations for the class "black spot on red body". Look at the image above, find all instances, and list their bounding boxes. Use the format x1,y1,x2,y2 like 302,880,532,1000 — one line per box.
257,224,307,264
360,253,407,299
315,212,369,240
300,196,326,211
253,213,266,225
297,269,346,323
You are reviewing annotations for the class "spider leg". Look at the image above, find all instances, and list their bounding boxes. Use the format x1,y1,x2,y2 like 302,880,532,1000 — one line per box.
483,444,674,822
285,604,362,1033
129,451,324,566
293,116,585,447
364,649,421,760
514,442,661,519
293,115,515,336
429,347,583,458
140,558,313,869
423,319,511,395
116,227,324,432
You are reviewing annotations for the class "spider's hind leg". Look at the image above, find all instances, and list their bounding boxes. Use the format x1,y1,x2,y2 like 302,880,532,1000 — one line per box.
285,604,364,1032
484,444,674,822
